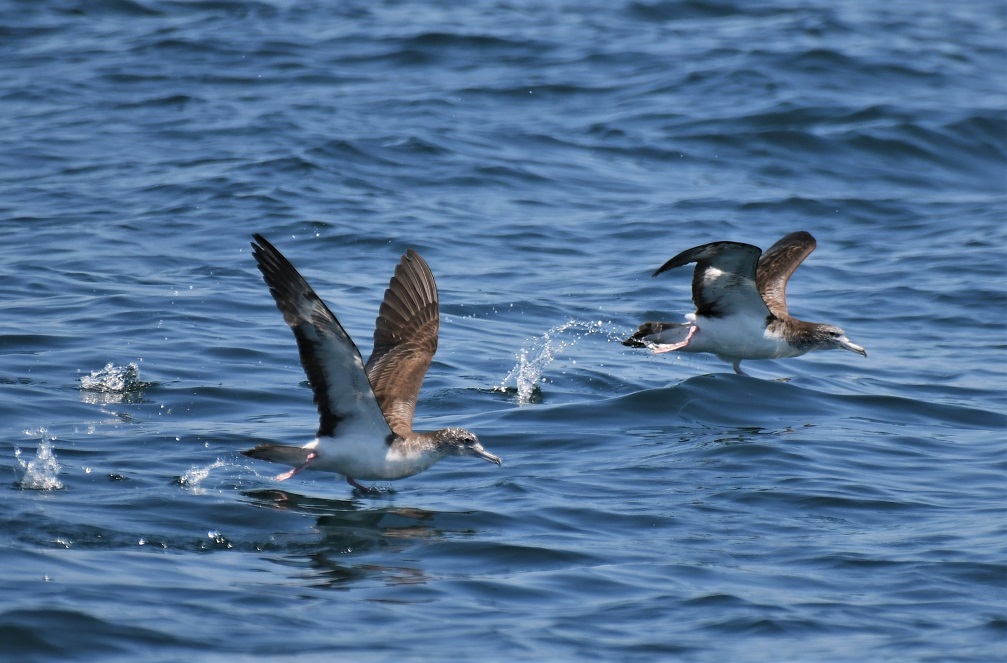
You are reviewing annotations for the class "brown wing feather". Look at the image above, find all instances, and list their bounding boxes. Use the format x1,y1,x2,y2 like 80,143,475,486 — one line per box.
756,231,817,319
364,249,439,436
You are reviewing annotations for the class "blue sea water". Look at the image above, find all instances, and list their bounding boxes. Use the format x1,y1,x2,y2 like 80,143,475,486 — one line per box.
1,0,1005,660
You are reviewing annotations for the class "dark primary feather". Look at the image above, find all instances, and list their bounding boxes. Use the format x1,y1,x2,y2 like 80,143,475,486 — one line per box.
251,234,383,439
364,250,440,436
756,231,817,319
653,241,765,318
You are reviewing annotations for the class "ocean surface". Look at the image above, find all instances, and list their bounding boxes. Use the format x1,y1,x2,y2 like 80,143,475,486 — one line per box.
1,1,1004,661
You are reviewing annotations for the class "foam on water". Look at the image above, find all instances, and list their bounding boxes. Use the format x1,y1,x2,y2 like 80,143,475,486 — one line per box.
15,428,63,491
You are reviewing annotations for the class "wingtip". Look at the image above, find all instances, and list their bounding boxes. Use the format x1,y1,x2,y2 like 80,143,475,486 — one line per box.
651,261,680,278
251,232,270,251
652,248,697,276
401,247,430,272
652,241,761,277
788,230,816,244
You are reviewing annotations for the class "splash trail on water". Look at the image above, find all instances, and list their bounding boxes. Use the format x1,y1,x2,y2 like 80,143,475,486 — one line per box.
496,320,621,404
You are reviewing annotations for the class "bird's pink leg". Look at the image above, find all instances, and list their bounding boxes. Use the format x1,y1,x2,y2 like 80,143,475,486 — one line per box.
346,476,376,493
732,360,748,376
275,451,317,481
652,325,697,354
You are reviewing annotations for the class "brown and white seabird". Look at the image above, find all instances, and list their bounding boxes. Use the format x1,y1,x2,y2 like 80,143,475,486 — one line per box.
623,231,867,375
243,234,501,492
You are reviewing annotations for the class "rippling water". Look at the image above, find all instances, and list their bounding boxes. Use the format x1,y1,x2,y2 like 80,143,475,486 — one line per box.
2,1,1004,661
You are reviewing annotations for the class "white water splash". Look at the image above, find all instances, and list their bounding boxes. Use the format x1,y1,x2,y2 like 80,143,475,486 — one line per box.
16,428,63,490
179,458,228,494
81,362,141,392
80,362,147,404
496,320,616,405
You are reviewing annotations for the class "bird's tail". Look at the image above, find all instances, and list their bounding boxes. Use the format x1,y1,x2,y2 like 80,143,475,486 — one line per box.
623,321,692,348
242,443,312,467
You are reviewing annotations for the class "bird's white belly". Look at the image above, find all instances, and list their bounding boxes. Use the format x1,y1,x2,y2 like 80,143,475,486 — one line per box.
306,436,442,481
689,315,800,360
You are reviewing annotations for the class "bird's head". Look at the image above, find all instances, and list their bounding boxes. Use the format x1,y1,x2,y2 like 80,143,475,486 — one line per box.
436,428,502,466
820,325,867,357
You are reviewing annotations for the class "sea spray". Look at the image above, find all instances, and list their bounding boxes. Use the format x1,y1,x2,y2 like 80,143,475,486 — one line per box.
80,362,150,405
16,428,63,490
496,320,622,405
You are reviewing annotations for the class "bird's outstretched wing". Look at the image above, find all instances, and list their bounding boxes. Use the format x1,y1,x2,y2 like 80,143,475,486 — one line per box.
251,234,391,440
364,250,439,436
756,231,817,319
653,241,768,319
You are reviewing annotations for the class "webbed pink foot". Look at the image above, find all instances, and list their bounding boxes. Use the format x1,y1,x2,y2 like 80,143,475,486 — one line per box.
651,325,698,354
275,451,318,481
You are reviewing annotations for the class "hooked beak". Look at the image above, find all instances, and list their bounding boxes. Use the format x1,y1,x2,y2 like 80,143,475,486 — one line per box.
471,445,502,466
838,337,867,357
